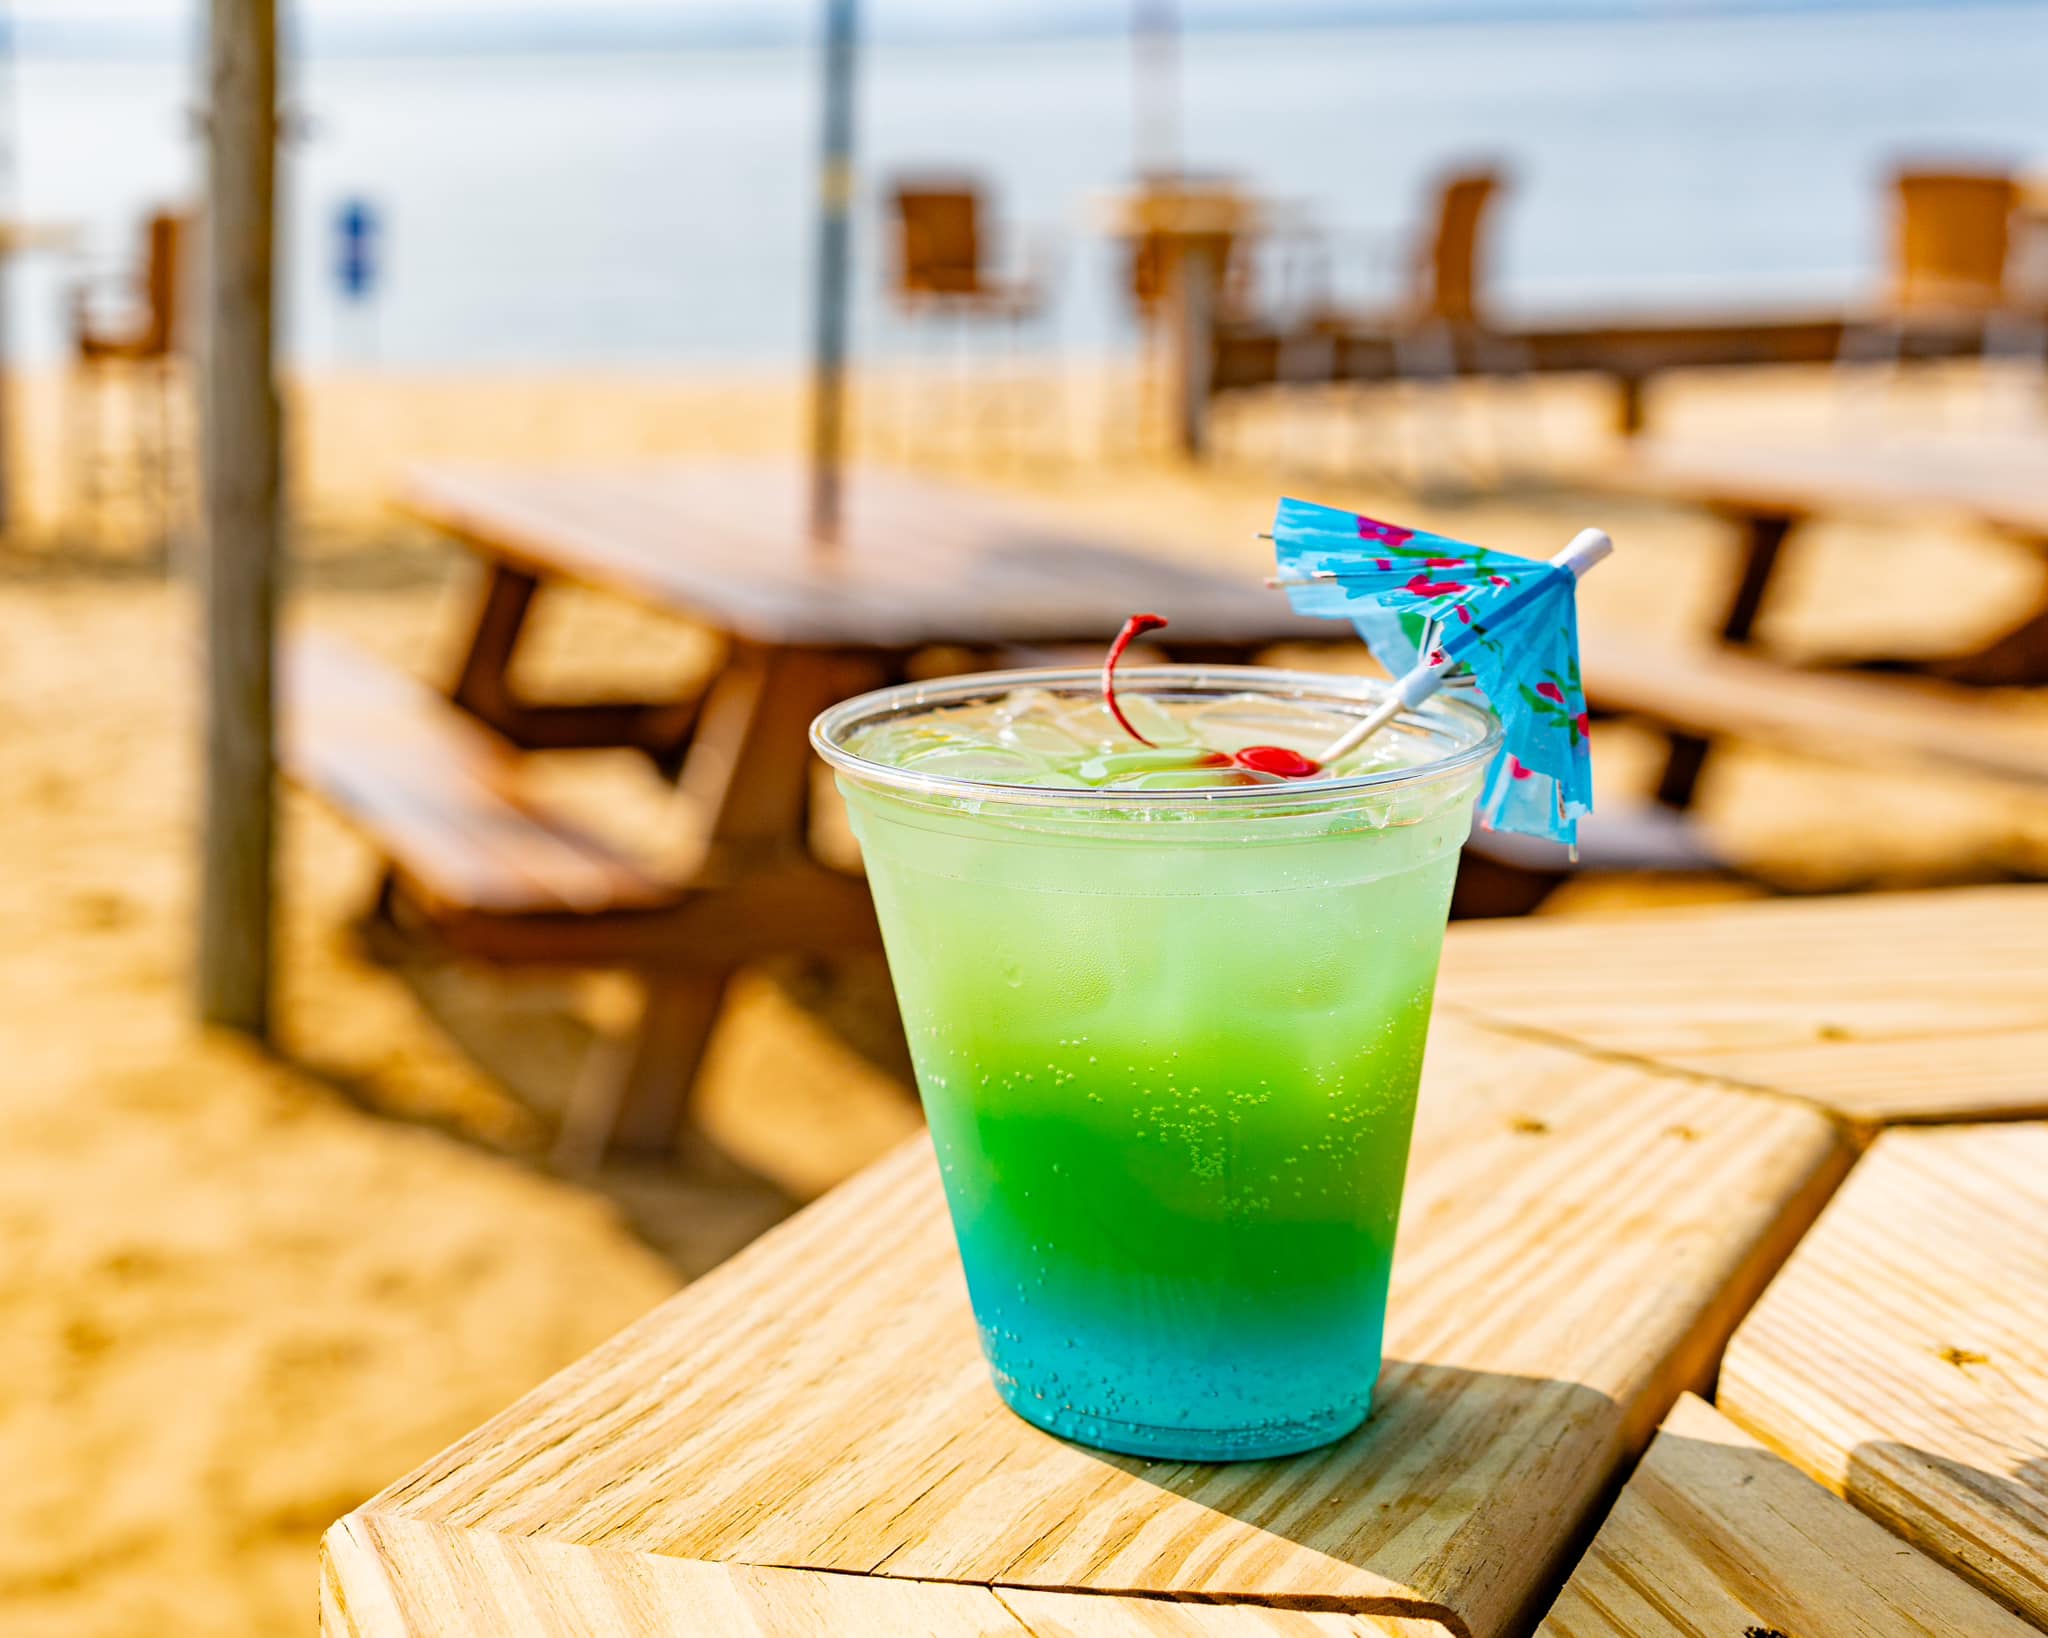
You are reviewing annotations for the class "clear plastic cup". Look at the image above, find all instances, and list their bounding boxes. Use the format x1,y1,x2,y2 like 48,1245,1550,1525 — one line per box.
813,665,1498,1460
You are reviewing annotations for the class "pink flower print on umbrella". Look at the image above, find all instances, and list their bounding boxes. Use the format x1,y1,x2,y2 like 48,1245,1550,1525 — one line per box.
1357,517,1414,548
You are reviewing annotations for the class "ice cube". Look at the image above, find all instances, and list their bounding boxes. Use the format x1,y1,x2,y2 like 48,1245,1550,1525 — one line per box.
899,743,1047,783
991,691,1090,755
1187,694,1352,758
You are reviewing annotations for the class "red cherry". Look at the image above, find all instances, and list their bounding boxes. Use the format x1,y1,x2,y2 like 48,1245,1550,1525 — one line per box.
1235,745,1322,778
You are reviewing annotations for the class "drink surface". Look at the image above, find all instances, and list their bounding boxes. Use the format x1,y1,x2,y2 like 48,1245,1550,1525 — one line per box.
846,686,1432,791
832,677,1486,1459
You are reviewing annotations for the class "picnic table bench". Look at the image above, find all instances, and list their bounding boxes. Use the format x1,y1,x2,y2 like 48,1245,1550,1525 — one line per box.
322,885,2048,1636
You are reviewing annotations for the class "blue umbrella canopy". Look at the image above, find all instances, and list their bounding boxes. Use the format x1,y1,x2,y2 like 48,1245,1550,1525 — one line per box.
1272,497,1603,845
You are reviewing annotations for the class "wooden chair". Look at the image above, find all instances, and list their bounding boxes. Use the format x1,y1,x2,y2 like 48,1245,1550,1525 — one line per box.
1416,167,1503,328
1315,165,1514,487
68,209,192,549
884,177,1046,455
889,181,1039,318
1841,166,2039,416
1890,167,2018,318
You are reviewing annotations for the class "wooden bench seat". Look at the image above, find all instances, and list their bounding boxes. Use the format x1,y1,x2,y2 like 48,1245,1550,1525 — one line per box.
283,632,676,927
1586,633,2048,791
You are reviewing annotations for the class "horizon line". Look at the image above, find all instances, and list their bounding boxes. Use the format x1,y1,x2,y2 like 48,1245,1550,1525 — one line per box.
8,0,2045,63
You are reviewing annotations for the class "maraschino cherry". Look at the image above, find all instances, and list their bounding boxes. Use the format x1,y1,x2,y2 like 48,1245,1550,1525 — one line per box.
1103,613,1322,779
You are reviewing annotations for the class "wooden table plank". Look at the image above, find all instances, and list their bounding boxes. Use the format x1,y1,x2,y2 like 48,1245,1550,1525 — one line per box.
1584,631,2048,791
1536,1394,2033,1637
1438,886,2048,1124
1611,435,2048,543
340,1015,1844,1637
323,1513,1443,1638
1718,1123,2048,1623
402,461,1334,650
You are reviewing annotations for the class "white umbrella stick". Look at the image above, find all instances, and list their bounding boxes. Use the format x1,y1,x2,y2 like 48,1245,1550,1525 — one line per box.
1316,528,1613,766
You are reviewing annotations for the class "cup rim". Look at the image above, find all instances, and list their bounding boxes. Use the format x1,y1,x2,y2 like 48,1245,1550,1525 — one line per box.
810,664,1502,811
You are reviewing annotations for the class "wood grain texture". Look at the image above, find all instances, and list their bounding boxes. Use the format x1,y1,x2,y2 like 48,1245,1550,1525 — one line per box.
334,1015,1844,1637
197,0,283,1035
1438,885,2048,1123
1584,631,2048,791
400,460,1336,649
1718,1123,2048,1623
322,1513,1445,1637
1537,1394,2032,1637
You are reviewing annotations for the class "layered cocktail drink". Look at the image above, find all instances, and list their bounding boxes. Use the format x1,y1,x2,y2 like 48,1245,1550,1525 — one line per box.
812,667,1497,1460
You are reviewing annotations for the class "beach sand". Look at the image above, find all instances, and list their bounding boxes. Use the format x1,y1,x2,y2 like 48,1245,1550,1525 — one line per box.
3,360,2044,1634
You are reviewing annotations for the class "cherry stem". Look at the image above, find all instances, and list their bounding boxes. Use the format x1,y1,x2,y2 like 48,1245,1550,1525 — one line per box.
1103,612,1167,745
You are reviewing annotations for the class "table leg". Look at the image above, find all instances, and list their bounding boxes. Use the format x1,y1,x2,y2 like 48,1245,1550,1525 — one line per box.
1613,374,1647,438
681,644,886,863
573,645,889,1160
558,971,731,1166
1716,510,1798,645
1653,510,1800,812
449,561,541,721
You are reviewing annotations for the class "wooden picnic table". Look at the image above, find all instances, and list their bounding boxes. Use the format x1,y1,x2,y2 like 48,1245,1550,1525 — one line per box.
1093,181,1300,459
1574,434,2048,823
323,885,2048,1637
288,461,1335,1158
1611,434,2048,669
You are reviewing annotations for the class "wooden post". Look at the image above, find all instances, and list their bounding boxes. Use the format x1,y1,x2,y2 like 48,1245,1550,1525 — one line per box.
1168,233,1220,459
807,0,857,544
196,0,281,1035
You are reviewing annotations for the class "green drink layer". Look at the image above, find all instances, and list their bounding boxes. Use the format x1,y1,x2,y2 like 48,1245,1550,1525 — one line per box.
823,671,1492,1459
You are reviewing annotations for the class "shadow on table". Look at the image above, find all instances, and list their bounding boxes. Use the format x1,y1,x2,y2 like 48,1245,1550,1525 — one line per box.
1083,1359,1627,1634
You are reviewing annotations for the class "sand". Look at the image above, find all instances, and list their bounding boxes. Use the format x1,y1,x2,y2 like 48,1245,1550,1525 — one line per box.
2,358,2044,1635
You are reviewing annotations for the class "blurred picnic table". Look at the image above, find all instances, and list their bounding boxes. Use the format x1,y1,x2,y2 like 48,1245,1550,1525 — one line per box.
1577,434,2048,849
286,460,1335,1161
322,885,2048,1637
1611,434,2048,674
1093,177,1301,457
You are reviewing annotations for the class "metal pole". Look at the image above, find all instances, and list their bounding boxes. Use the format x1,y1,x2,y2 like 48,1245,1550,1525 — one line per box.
0,1,17,539
808,0,856,545
197,0,281,1035
1132,0,1180,181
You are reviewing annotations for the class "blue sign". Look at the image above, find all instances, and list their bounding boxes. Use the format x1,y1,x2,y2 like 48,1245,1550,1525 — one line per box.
335,198,381,302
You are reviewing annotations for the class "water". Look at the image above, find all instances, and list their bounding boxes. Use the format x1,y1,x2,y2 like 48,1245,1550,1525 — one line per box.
8,4,2044,368
847,686,1425,790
